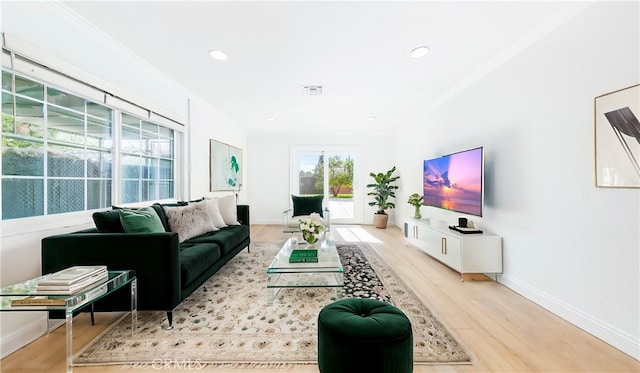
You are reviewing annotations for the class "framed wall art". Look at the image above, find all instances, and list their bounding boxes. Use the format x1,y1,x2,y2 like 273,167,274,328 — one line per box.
594,84,640,188
210,139,243,191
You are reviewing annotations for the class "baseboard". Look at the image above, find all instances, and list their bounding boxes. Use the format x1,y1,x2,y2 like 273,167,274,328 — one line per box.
0,315,48,359
498,274,639,361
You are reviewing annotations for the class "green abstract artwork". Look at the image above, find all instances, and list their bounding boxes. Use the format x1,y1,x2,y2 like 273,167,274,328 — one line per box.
210,139,243,191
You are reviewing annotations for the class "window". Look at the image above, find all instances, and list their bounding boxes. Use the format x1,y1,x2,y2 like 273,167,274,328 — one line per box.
290,146,363,224
2,71,113,219
1,68,178,220
120,113,174,204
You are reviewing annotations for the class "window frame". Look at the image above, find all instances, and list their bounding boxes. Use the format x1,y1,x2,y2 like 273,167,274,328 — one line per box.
1,55,184,234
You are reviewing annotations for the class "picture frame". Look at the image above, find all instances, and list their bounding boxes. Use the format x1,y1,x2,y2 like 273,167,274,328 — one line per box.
210,139,243,191
594,84,640,188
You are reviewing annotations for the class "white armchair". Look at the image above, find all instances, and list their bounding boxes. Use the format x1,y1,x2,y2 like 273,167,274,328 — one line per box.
283,195,330,233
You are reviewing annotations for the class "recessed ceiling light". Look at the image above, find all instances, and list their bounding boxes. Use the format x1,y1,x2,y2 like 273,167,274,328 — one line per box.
367,116,376,121
410,46,430,58
266,117,275,121
208,49,228,61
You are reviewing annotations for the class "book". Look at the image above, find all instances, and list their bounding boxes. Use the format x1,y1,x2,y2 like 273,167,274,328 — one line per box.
11,296,66,306
290,249,318,258
288,257,319,263
36,270,109,294
11,283,108,306
37,265,107,286
289,249,318,263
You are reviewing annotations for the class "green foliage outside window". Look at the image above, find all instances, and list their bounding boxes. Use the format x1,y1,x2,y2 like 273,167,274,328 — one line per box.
328,156,353,197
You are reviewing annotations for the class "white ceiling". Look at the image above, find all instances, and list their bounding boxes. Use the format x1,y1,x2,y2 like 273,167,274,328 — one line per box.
62,1,577,136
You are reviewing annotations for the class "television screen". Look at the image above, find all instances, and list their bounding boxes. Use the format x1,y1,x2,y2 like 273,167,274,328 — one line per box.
423,147,483,216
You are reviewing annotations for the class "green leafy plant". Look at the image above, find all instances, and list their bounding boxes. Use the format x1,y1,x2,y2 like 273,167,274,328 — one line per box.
367,166,400,215
408,193,424,219
407,193,423,207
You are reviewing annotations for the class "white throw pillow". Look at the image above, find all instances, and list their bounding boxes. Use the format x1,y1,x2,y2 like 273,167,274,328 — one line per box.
218,194,240,225
163,200,217,243
205,198,227,228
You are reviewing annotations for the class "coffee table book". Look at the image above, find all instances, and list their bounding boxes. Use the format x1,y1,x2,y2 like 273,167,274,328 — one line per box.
11,296,65,306
10,283,109,306
38,265,107,285
289,249,318,263
36,265,108,294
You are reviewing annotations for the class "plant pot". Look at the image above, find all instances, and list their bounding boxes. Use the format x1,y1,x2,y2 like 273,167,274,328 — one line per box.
373,213,389,229
413,205,422,219
302,230,323,247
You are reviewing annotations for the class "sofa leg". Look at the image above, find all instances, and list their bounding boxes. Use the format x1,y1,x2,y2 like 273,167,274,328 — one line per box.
166,311,174,330
246,245,250,253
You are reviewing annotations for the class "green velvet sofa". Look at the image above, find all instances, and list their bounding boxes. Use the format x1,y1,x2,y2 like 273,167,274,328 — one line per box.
41,203,250,329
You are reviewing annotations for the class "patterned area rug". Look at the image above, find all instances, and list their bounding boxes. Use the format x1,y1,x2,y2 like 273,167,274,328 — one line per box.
75,241,470,368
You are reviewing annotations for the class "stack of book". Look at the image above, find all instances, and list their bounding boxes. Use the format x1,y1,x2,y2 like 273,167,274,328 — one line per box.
11,265,109,307
11,283,109,307
35,265,108,294
289,249,318,263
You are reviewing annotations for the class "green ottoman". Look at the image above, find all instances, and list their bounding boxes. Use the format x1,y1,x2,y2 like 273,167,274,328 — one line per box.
317,298,413,373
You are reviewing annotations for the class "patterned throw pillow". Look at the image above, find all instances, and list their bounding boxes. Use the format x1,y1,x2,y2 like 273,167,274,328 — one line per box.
163,200,217,243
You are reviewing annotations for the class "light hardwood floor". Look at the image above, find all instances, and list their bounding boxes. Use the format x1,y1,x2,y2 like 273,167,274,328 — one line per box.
1,224,638,372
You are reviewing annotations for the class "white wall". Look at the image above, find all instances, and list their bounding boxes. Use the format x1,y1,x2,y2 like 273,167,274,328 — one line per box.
394,1,639,359
247,135,394,225
0,1,189,123
187,95,247,201
0,2,245,358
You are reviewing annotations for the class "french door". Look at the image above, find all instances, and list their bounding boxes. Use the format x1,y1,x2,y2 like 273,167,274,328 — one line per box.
290,146,362,224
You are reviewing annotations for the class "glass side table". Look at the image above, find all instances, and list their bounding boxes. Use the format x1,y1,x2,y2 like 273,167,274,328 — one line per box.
0,270,137,373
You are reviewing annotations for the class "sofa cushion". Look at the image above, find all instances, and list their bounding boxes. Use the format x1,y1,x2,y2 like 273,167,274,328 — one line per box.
93,210,125,233
292,195,324,217
149,204,170,232
179,242,222,286
205,198,227,228
119,207,165,233
184,225,249,256
218,195,240,225
163,201,217,243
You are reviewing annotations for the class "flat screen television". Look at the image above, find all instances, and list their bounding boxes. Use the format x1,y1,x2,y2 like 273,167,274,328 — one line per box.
423,147,483,216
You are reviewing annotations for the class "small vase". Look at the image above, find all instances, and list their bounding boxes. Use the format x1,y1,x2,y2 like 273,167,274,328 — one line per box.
413,205,422,219
302,230,321,246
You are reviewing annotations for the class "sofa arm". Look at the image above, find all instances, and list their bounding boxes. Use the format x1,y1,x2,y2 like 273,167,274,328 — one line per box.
237,204,250,226
41,231,182,311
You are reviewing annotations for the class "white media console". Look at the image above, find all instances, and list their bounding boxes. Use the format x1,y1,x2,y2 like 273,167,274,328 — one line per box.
404,218,503,280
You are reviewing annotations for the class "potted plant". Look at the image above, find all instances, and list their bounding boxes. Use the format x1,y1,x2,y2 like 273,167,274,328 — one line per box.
367,166,400,229
408,193,423,219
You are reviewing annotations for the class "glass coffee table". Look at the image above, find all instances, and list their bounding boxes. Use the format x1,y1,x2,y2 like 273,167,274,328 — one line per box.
266,237,343,305
0,270,137,372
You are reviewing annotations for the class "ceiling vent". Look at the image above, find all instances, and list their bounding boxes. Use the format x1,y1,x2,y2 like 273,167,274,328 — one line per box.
303,85,323,96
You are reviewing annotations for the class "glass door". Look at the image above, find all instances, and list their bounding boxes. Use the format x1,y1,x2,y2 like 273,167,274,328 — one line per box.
291,146,362,224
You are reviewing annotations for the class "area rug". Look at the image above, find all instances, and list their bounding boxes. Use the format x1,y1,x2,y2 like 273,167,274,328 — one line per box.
75,241,470,367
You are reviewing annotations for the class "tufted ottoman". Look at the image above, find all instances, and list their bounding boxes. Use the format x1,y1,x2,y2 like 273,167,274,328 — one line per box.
317,298,413,373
